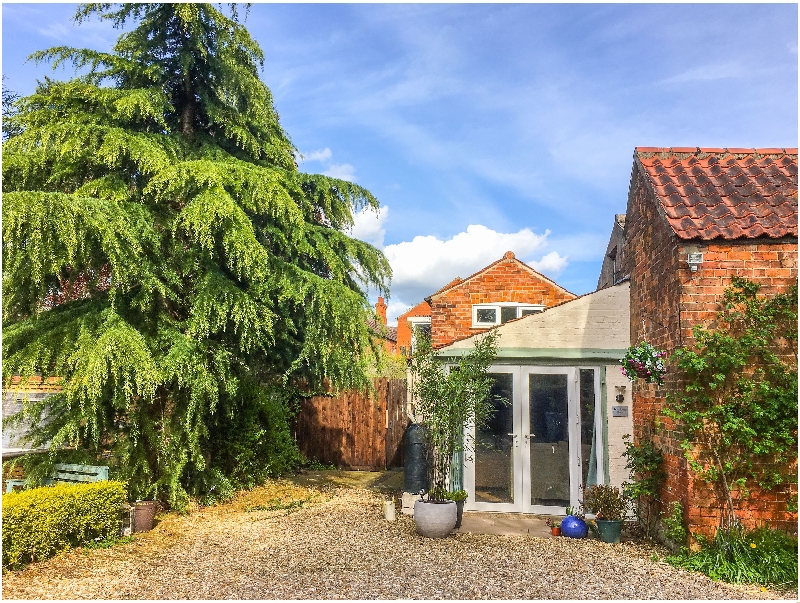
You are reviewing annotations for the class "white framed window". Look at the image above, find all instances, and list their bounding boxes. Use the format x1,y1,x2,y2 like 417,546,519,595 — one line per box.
408,316,432,351
472,303,544,327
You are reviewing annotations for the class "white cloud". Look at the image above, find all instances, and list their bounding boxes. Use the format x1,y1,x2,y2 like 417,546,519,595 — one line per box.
385,300,412,327
302,147,333,162
529,251,568,275
351,205,389,247
384,224,563,306
322,163,357,181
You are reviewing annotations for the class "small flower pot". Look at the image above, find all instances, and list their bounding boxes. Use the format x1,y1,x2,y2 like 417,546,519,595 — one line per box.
550,526,561,537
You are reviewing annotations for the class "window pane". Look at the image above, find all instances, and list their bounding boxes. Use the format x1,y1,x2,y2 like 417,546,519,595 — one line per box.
529,373,570,507
476,308,497,323
475,373,514,503
521,308,541,317
580,369,598,488
500,306,517,323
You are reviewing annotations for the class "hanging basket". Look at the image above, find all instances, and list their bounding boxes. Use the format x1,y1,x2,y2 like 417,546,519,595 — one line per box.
620,341,666,385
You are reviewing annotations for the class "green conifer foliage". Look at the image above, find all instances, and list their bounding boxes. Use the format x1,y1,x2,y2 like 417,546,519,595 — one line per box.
2,4,391,509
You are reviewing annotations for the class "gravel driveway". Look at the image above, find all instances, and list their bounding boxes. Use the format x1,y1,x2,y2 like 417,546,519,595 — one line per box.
2,483,794,599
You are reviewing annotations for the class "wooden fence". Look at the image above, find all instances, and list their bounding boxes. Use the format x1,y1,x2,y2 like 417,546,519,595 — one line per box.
294,378,409,470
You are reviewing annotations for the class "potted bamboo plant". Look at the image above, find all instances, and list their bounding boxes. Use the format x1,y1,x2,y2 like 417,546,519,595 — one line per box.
409,329,499,538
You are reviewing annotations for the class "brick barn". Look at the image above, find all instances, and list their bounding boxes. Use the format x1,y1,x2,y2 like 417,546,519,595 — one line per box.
622,146,798,537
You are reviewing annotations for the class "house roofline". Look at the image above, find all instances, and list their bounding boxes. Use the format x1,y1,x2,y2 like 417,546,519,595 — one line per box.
434,279,629,350
427,251,575,302
631,147,798,242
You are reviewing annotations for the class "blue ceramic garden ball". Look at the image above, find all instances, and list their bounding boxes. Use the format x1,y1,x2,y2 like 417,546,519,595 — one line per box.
560,515,588,538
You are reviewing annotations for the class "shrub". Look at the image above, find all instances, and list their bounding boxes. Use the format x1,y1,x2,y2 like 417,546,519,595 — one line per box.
2,481,127,569
666,525,798,587
621,434,666,539
662,501,688,549
581,484,629,521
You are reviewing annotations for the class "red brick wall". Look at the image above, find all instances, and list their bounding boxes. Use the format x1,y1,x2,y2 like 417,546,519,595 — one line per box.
679,238,798,537
428,255,576,349
623,165,688,517
395,300,431,354
625,161,799,538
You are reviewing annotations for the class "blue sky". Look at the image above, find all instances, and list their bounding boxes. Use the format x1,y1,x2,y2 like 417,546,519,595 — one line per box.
3,3,798,323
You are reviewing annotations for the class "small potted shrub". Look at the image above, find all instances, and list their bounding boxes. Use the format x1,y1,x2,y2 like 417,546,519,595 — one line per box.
581,485,629,543
560,505,588,539
409,329,499,538
545,516,561,537
448,489,468,529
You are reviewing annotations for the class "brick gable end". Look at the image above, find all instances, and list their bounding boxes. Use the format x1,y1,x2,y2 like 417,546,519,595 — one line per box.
429,258,576,349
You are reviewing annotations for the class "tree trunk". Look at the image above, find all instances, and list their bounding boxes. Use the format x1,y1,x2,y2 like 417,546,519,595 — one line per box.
181,72,195,139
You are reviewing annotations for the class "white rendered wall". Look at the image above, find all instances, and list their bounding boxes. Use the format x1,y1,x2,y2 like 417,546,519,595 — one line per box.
604,365,633,488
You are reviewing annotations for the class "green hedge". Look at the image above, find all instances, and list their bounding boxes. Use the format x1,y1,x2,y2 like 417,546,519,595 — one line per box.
2,480,127,569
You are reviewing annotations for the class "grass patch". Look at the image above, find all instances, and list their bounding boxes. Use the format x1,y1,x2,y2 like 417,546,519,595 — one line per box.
81,535,135,553
230,480,322,515
244,498,311,514
666,525,798,587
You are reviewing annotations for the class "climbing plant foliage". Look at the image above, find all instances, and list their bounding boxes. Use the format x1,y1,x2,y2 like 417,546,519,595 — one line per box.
664,277,798,527
2,4,391,509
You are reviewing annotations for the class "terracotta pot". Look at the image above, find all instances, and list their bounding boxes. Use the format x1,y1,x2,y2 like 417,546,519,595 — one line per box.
551,526,561,537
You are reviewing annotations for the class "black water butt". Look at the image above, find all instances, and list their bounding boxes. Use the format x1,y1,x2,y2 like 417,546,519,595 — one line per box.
403,423,429,493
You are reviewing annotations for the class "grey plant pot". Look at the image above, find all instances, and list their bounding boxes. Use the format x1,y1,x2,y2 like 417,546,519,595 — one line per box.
414,500,457,538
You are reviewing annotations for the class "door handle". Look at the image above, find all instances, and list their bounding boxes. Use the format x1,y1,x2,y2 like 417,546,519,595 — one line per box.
507,433,519,448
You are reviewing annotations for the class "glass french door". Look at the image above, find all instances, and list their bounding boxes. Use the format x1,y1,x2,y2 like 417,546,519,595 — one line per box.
467,368,520,513
464,366,603,513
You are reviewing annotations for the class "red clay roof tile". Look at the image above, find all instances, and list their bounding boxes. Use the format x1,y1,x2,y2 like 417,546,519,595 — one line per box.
636,148,798,241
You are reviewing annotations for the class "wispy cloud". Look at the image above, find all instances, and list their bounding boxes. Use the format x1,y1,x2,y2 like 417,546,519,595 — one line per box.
32,11,118,48
659,62,744,85
322,163,356,182
302,147,332,162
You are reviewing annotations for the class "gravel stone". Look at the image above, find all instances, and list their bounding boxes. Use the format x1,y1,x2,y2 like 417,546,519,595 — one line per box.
2,485,794,599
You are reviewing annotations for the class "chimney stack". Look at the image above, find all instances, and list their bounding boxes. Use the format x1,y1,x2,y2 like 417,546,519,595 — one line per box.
376,296,387,325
